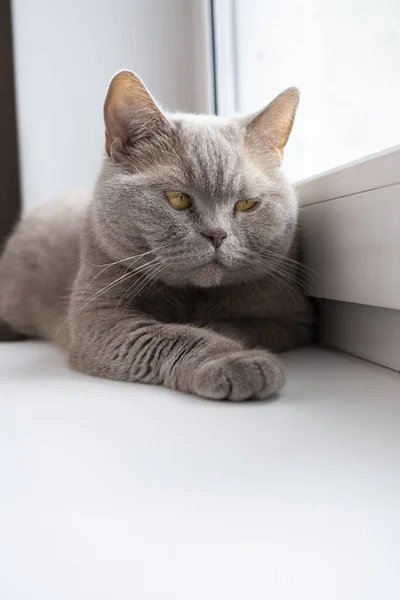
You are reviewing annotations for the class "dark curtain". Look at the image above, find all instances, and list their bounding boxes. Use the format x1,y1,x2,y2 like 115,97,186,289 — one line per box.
0,0,21,249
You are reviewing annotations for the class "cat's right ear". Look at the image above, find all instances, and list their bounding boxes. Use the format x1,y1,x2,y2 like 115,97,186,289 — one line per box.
104,70,167,160
244,87,299,166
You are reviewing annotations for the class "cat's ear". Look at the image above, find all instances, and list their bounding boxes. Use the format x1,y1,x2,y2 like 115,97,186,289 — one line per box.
104,70,168,160
244,87,299,165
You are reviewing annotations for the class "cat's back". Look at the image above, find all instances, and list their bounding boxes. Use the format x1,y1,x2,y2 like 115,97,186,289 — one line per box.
0,190,90,341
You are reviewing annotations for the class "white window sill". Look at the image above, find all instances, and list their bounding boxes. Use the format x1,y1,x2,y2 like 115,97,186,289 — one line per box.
1,341,399,599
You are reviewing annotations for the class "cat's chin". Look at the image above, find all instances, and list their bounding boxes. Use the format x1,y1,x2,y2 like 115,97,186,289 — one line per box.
158,262,227,288
191,262,225,288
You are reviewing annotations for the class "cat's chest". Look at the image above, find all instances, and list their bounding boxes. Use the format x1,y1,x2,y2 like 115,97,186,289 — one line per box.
133,281,275,324
159,287,251,323
189,284,275,322
133,284,195,323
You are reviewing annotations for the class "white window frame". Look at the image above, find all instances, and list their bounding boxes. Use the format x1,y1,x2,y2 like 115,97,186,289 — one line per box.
298,145,400,311
211,0,238,116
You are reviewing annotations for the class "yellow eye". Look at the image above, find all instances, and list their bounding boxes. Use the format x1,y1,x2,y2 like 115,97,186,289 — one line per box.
234,199,258,212
167,192,192,210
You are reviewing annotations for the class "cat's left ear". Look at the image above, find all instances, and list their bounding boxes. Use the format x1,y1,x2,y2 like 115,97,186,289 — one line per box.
244,87,299,165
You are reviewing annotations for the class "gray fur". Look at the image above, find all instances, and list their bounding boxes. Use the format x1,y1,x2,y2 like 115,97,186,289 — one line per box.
0,72,313,401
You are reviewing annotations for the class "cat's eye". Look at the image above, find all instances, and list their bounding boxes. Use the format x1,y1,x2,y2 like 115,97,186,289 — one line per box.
167,192,192,210
234,199,258,212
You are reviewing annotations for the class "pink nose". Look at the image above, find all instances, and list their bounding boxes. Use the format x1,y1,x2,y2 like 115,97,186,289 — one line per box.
201,229,228,249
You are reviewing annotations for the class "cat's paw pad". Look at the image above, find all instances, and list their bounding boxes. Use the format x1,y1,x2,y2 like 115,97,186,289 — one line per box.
192,350,285,401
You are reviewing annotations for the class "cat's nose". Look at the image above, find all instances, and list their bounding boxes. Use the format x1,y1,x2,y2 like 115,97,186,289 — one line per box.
201,229,228,249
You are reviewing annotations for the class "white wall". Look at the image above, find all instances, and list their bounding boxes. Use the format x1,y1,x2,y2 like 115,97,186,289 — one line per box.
11,0,213,209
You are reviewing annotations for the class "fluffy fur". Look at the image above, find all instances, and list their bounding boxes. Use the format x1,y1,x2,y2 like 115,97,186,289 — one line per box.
0,71,313,401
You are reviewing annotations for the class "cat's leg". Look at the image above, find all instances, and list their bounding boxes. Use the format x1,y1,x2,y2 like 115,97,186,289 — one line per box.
204,318,313,353
68,309,285,401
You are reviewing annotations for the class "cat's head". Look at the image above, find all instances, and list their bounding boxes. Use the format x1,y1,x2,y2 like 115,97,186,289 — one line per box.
93,70,299,287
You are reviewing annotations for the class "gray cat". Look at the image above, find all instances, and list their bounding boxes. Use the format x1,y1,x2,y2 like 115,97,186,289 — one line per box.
0,70,313,401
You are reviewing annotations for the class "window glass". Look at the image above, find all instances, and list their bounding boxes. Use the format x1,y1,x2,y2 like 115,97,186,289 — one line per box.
216,0,400,181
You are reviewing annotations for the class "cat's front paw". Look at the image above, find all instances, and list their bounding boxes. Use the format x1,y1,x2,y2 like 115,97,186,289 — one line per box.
192,350,285,401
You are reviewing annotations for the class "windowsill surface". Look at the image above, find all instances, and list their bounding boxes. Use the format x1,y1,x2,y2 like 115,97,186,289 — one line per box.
1,342,399,599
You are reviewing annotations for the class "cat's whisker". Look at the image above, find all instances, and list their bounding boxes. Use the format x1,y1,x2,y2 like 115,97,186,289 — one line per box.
251,261,304,304
78,245,166,306
130,266,169,306
76,257,162,311
261,262,312,293
114,261,169,325
261,249,321,280
258,260,313,289
76,245,172,311
84,248,156,269
115,258,165,313
71,243,182,327
251,253,309,291
258,262,313,296
253,252,315,292
127,261,168,304
56,257,163,337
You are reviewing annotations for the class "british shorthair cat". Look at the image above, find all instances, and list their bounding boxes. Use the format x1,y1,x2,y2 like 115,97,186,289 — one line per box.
0,70,313,400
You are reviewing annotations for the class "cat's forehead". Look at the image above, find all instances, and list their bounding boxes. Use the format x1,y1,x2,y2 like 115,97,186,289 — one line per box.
170,114,246,197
